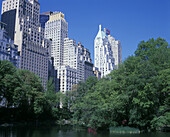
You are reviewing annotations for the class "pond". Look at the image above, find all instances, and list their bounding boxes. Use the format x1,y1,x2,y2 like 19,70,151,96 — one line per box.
0,125,169,137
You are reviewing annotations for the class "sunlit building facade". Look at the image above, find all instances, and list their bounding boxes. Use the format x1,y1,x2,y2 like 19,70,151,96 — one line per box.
94,25,115,77
45,11,93,92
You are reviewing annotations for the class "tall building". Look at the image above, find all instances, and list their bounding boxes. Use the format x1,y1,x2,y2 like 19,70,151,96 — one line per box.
94,25,115,77
0,22,20,67
1,0,50,87
63,39,93,82
108,35,122,69
77,42,93,81
57,65,77,93
45,11,68,69
63,38,85,82
58,37,93,92
45,11,93,92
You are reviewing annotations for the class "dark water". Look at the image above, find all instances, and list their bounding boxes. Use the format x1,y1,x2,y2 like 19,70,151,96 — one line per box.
0,126,169,137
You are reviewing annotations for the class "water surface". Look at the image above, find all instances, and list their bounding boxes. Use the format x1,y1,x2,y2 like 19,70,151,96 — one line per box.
0,126,169,137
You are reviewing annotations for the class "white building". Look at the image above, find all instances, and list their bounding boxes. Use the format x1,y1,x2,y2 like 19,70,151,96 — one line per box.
94,25,115,77
45,11,93,92
63,39,93,83
1,0,50,87
45,11,68,69
108,35,122,69
63,38,94,83
57,65,77,93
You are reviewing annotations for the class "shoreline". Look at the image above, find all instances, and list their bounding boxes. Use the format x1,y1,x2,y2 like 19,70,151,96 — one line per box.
0,121,169,133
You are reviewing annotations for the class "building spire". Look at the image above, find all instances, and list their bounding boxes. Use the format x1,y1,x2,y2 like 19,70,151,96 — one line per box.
99,24,102,31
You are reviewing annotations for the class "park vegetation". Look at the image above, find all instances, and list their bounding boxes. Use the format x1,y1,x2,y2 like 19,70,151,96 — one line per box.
0,37,169,131
0,61,71,122
70,37,170,131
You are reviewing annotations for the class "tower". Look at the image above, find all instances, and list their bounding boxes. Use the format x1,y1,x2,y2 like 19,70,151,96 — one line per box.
94,25,115,77
45,11,68,69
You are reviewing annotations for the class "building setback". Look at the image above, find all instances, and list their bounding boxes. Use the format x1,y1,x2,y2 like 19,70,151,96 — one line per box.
1,0,50,88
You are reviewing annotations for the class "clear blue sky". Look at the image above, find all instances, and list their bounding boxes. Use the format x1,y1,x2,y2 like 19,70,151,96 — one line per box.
1,0,170,62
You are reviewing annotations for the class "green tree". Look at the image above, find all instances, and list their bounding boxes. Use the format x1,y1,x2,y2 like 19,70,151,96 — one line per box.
127,38,170,130
45,77,56,106
13,69,44,119
71,37,170,131
71,76,98,121
0,60,17,107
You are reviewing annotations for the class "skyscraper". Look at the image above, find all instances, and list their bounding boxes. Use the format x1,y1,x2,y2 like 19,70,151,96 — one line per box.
94,25,115,77
1,0,50,87
45,11,68,69
45,11,93,92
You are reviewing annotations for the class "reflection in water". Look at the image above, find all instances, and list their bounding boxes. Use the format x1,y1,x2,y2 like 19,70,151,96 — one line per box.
0,126,169,137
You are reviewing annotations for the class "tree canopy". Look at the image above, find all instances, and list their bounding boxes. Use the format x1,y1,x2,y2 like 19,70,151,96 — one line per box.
0,61,71,122
0,37,169,131
71,37,170,131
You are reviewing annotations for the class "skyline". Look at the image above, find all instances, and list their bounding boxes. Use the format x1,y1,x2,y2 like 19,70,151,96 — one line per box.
1,0,170,62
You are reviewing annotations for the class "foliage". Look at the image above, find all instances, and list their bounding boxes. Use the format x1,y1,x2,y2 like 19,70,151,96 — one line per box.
0,62,71,122
0,60,17,106
0,37,169,130
71,38,170,131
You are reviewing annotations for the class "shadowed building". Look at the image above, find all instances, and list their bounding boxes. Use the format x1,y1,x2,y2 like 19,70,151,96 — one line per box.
40,11,52,28
1,0,50,88
0,22,20,67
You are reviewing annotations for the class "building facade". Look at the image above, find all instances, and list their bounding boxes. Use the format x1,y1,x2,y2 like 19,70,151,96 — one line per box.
0,22,20,67
108,35,122,69
93,67,101,80
45,11,93,92
94,25,115,77
57,37,93,92
1,0,50,88
77,42,93,81
48,57,59,92
84,61,94,80
45,11,68,69
57,65,77,93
